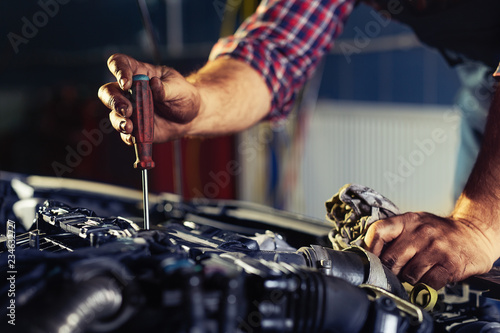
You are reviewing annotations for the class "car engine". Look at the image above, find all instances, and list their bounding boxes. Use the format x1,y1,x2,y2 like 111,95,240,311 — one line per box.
0,174,499,333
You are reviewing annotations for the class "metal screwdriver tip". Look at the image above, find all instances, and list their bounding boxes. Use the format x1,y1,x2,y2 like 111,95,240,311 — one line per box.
142,169,150,230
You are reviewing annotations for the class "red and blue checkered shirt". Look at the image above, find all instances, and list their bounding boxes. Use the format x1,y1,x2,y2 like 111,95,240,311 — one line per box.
209,0,356,120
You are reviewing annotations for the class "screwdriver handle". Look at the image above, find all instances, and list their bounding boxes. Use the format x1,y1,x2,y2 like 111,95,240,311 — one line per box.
130,74,155,170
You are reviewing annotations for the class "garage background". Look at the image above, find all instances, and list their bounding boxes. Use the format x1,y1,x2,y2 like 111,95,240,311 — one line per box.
0,0,462,220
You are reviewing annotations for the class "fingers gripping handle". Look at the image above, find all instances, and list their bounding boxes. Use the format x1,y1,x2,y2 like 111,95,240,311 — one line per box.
130,75,155,170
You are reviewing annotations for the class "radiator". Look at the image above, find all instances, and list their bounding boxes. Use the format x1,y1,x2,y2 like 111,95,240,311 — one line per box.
237,100,461,220
300,100,461,219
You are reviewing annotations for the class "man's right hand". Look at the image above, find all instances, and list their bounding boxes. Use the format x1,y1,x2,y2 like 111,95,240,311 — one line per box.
98,53,201,144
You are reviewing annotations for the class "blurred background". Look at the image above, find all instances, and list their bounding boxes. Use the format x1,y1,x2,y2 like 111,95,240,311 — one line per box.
0,0,462,220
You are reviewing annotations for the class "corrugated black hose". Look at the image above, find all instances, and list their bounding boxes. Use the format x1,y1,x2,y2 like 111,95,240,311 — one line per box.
18,276,124,333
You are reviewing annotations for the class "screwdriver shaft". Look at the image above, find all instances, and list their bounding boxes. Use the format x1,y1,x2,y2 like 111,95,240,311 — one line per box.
142,169,150,230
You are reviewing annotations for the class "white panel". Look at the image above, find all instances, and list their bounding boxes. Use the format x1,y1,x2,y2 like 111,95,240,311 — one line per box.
301,101,461,220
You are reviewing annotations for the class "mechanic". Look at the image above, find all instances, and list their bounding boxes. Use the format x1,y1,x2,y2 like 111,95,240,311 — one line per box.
98,0,500,290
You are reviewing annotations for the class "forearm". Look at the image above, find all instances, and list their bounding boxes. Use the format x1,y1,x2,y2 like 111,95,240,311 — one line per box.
452,83,500,261
364,82,500,288
184,57,272,137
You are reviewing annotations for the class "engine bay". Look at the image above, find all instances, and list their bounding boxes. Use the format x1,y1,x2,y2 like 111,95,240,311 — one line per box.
0,174,499,333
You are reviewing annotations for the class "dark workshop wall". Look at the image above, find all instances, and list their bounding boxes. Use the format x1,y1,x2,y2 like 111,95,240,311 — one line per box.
0,0,236,199
0,0,461,201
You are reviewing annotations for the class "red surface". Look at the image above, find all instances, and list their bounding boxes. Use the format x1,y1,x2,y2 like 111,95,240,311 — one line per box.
150,135,237,200
3,82,236,201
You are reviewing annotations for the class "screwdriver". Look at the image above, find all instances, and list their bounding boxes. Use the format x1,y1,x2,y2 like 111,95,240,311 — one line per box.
130,74,155,230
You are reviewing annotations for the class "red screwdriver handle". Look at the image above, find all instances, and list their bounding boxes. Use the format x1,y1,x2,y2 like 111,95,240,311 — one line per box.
130,74,155,170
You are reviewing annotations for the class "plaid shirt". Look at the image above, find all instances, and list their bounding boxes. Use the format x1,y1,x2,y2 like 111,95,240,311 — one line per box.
209,0,355,120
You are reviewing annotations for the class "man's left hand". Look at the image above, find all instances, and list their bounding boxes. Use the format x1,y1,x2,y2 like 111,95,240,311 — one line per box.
364,212,495,289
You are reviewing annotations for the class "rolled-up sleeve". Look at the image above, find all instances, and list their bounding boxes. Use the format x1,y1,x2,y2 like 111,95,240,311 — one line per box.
209,0,355,120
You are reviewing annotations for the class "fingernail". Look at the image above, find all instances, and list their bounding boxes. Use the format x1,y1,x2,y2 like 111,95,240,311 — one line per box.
119,78,127,89
119,120,127,132
116,104,127,116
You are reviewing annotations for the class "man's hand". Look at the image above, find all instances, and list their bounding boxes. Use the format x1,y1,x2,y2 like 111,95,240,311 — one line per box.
365,84,500,290
98,53,201,144
98,53,271,144
364,212,496,289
